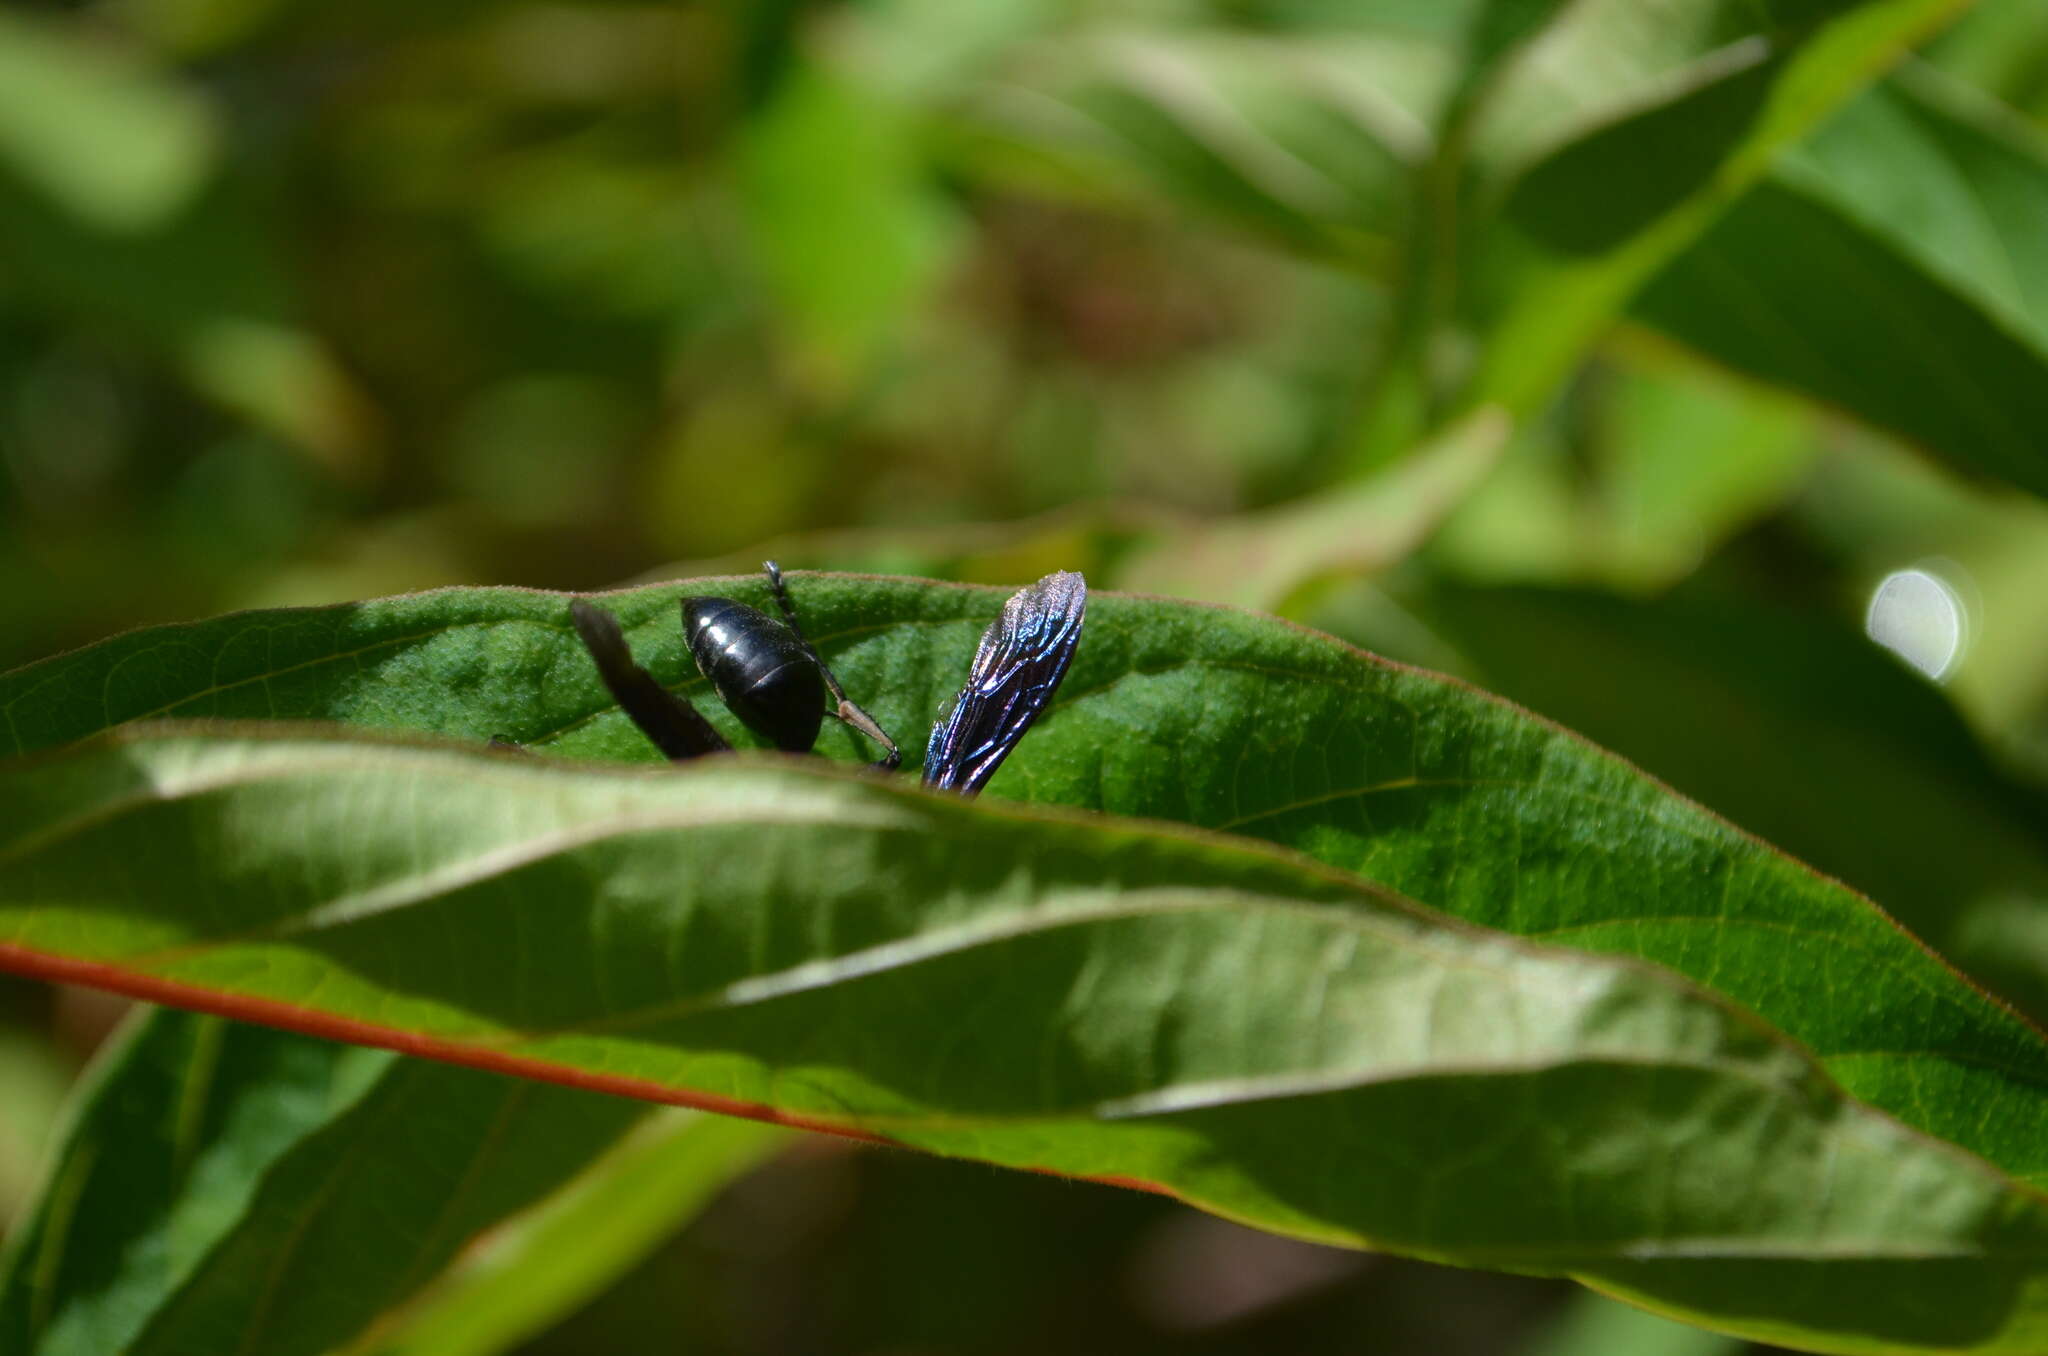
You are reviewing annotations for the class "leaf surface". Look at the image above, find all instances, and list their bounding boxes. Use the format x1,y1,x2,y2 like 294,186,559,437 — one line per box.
955,3,2024,496
5,576,2048,1352
2,574,2043,1189
1392,584,2048,989
351,1110,785,1356
1634,69,2048,494
1,728,2046,1353
1476,0,1970,417
0,1008,644,1356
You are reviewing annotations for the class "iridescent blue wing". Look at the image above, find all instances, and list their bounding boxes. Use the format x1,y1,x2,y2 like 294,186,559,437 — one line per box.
922,571,1086,796
570,600,730,761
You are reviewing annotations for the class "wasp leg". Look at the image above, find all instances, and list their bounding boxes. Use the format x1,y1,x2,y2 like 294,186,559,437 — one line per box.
762,560,901,771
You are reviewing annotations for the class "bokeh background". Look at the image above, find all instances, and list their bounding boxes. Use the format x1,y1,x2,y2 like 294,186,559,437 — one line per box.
5,2,2048,1352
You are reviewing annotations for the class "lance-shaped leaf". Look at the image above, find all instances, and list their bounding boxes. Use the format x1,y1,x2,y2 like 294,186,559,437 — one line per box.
1476,0,1971,417
1377,583,2048,1019
1633,68,2048,496
0,730,2045,1354
348,1110,785,1356
950,4,1581,269
0,1007,647,1356
1118,407,1511,610
951,2,1997,492
958,28,1439,263
2,575,2044,1194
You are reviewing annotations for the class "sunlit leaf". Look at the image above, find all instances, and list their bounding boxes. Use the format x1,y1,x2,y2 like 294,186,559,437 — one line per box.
3,575,2045,1184
1474,0,1969,417
961,28,1444,265
0,725,2044,1353
5,574,2043,1181
1923,0,2048,119
1427,350,1818,588
1635,68,2048,495
1354,583,2048,1021
1119,405,1510,608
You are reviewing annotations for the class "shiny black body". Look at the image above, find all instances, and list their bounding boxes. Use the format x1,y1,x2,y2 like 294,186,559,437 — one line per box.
572,562,897,770
571,563,1084,796
681,596,827,752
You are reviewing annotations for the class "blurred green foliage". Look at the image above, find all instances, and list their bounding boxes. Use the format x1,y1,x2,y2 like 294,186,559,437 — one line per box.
6,1,2048,1353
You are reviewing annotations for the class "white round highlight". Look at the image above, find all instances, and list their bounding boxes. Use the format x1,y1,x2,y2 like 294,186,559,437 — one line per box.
1865,567,1966,681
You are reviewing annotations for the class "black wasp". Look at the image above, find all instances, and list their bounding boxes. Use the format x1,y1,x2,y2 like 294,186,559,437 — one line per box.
569,564,1085,797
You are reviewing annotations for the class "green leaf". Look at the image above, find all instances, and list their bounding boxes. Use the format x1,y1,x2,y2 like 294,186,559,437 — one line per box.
0,11,217,233
951,1,1982,483
0,1026,69,1225
1474,0,1971,418
1466,0,1789,178
1923,0,2048,119
1583,355,1817,586
351,1111,785,1356
1425,351,1818,589
738,64,960,394
0,1007,645,1356
1526,1290,1746,1356
953,3,1576,262
1374,584,2048,1019
1633,69,2048,495
2,728,2047,1352
962,28,1441,262
5,576,2048,1350
1,573,2043,1193
1118,406,1511,609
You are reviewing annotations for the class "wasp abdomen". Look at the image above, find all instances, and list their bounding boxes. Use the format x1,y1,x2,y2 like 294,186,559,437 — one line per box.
681,596,827,752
